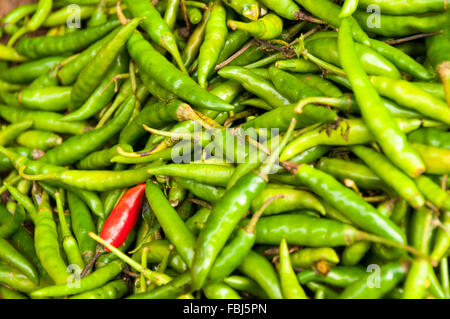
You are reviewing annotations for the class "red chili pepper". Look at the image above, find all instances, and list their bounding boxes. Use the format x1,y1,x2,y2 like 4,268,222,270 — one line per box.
100,183,146,251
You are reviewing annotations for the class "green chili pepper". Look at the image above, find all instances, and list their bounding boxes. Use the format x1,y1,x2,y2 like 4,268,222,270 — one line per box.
295,0,434,80
227,41,267,67
316,157,388,191
341,241,371,266
216,30,251,66
124,0,187,73
191,119,296,290
0,56,65,84
349,145,424,209
353,10,447,37
0,234,40,286
16,19,121,59
207,198,271,282
203,282,242,299
306,37,402,79
0,105,89,135
403,207,434,299
279,238,307,299
145,181,197,267
411,143,450,175
426,28,450,106
67,191,96,263
57,31,117,86
87,1,107,27
26,0,53,32
259,0,300,20
1,4,37,34
0,43,28,62
408,128,450,150
34,191,69,285
339,262,408,299
41,96,135,166
223,276,268,298
30,260,124,298
369,76,450,125
298,266,366,288
62,52,129,122
339,0,358,18
127,272,192,299
218,66,290,108
281,118,421,161
0,203,26,239
0,285,28,299
358,0,447,15
17,130,63,151
415,175,450,211
54,189,85,271
197,1,227,88
20,159,164,192
181,7,211,69
70,279,129,299
338,18,425,178
0,121,34,147
77,144,132,170
291,247,340,269
128,32,234,112
132,240,188,274
228,13,283,40
238,250,283,299
284,163,407,251
69,18,140,110
251,186,325,216
0,264,40,294
223,0,259,20
275,59,320,73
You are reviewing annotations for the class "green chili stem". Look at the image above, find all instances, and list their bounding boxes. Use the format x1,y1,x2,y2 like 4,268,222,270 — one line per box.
89,232,172,286
357,231,427,259
245,194,284,233
260,118,297,175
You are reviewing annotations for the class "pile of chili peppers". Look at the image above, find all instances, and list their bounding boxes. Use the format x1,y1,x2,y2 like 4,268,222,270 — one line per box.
0,0,449,300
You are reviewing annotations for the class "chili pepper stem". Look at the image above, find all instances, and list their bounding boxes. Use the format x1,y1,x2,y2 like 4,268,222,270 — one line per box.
215,40,255,70
99,74,130,95
81,249,104,278
88,232,172,286
115,145,163,158
245,194,284,233
116,1,129,25
260,118,297,175
7,26,27,48
18,165,52,181
356,231,427,259
295,96,346,114
142,124,197,141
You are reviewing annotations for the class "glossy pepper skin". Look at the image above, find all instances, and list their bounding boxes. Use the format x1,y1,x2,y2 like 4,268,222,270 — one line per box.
408,128,450,150
426,28,450,106
357,0,447,15
339,262,408,299
124,0,187,73
294,0,433,80
69,18,140,111
127,32,234,112
306,37,402,79
100,184,146,251
197,1,227,88
16,19,121,59
287,164,407,249
338,18,425,178
227,13,283,40
191,172,267,290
